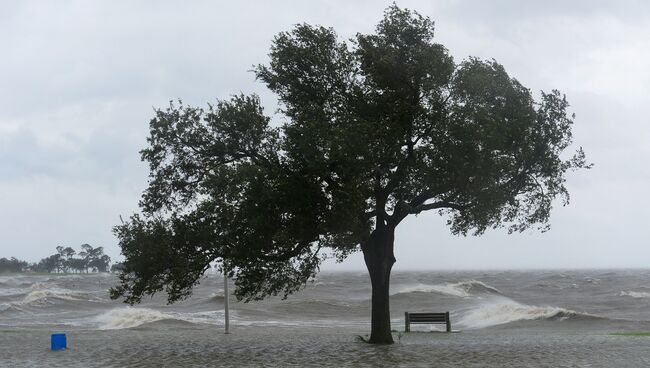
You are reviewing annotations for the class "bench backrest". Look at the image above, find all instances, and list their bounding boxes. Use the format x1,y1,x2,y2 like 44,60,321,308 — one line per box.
404,311,451,332
406,312,448,324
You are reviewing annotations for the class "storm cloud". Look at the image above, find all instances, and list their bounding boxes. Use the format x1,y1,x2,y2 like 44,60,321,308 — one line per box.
1,0,648,269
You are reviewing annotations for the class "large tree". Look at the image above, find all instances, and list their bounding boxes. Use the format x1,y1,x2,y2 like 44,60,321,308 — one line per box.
111,5,590,344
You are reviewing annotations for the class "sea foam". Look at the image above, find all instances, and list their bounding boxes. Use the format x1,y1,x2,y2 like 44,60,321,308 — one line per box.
457,299,579,329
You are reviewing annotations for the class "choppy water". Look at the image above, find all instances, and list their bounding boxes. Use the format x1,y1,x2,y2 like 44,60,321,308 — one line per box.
2,270,650,367
3,270,650,331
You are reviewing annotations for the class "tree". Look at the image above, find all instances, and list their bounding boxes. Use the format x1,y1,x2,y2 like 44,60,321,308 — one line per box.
79,244,105,272
68,258,87,273
56,246,76,273
35,254,61,273
78,243,94,272
110,262,124,273
91,253,111,273
110,5,590,344
0,257,28,273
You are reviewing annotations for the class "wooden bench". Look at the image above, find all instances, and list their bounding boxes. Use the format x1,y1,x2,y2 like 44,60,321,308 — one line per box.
404,312,451,332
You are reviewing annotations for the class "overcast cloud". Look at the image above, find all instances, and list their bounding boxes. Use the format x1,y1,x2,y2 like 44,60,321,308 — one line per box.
1,0,649,270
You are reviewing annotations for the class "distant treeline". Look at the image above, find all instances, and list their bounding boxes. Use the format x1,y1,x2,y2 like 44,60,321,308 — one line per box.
0,244,124,273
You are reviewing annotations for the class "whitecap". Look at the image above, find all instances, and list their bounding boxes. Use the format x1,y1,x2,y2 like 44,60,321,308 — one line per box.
95,308,173,329
457,299,580,329
451,280,501,294
393,280,500,298
0,276,34,287
94,308,227,329
394,283,470,297
19,289,102,306
0,288,29,297
209,291,225,298
30,281,58,290
620,291,650,299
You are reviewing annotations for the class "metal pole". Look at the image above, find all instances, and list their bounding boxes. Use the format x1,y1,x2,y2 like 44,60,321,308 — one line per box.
224,272,230,334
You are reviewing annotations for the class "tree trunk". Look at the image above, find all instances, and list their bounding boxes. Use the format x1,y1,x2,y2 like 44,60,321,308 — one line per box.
363,227,396,344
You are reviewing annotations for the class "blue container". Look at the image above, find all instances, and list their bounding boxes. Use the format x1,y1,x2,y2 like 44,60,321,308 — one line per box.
51,333,67,351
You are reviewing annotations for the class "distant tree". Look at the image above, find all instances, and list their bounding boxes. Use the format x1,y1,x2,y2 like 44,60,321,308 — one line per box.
68,258,86,273
35,254,61,273
0,257,28,273
110,262,124,273
110,5,590,343
56,246,77,273
78,244,93,272
90,253,111,273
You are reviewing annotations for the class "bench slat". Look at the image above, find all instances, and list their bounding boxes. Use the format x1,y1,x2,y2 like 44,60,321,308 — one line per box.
409,315,447,319
410,321,446,324
408,316,446,319
408,315,446,320
408,315,446,318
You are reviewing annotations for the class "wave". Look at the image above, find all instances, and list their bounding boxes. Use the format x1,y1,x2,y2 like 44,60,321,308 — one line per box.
280,298,353,308
95,308,177,329
0,288,29,297
393,280,500,298
620,291,650,299
19,289,102,306
209,291,225,300
453,280,501,294
0,302,27,314
0,277,34,288
94,308,225,330
30,281,58,289
457,299,592,329
92,307,344,330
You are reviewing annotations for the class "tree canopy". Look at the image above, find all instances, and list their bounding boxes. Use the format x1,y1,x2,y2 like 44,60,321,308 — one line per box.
1,244,111,273
110,5,590,343
0,257,29,273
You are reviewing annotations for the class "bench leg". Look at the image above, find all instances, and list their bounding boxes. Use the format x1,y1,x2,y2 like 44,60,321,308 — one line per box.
405,312,410,332
445,311,451,332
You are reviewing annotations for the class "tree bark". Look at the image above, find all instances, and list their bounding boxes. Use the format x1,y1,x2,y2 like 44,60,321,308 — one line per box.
362,226,396,344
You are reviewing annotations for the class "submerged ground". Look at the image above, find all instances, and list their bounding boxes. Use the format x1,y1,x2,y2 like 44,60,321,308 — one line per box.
3,325,650,367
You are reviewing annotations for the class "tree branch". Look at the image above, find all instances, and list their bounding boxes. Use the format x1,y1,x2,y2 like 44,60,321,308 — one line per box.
364,210,377,220
407,201,464,214
389,190,461,227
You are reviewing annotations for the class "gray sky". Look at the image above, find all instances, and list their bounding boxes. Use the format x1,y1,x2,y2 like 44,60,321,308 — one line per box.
1,0,648,270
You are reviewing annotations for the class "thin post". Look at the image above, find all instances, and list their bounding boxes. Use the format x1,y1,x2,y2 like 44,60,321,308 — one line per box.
224,272,230,334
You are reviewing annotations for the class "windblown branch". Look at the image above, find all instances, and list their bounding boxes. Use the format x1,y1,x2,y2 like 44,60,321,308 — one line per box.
408,201,464,214
389,190,462,227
